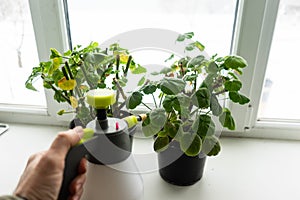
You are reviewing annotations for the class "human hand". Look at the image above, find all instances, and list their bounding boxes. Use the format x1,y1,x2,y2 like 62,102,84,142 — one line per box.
14,127,87,200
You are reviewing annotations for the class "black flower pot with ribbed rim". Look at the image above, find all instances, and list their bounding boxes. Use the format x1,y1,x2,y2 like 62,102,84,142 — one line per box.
158,141,206,186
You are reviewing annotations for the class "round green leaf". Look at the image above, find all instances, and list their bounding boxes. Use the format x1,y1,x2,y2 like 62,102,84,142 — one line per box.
224,80,242,91
192,115,215,137
142,122,161,137
202,136,221,156
150,108,167,127
192,88,211,108
159,77,185,95
224,55,248,69
154,136,170,152
210,95,223,116
126,91,143,109
180,133,202,157
208,61,218,73
219,108,235,130
143,84,157,94
229,91,250,105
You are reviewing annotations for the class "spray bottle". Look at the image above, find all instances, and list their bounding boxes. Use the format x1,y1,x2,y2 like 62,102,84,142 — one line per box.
58,88,146,200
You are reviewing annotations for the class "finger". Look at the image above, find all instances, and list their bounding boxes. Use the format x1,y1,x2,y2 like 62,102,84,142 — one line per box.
78,158,87,174
69,187,84,200
69,174,86,195
49,126,84,159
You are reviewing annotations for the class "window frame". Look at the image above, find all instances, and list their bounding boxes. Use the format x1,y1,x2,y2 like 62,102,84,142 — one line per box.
226,0,300,140
0,0,71,125
2,0,300,140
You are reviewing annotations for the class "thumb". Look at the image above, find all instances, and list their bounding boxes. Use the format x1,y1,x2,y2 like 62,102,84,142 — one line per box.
49,126,84,159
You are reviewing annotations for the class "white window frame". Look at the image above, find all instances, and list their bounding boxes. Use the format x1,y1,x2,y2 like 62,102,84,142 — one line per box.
225,0,300,140
1,0,300,140
0,0,71,126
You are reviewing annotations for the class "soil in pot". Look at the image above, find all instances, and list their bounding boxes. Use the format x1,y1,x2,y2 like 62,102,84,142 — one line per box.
158,140,206,186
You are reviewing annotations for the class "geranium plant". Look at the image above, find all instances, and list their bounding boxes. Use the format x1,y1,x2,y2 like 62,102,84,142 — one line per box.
126,32,250,157
25,42,146,125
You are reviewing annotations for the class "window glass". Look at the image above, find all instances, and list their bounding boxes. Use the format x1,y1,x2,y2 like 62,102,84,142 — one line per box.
67,0,237,105
258,0,300,120
68,0,236,56
0,0,46,107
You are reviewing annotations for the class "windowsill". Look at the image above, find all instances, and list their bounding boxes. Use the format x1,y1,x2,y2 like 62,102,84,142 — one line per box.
1,123,300,199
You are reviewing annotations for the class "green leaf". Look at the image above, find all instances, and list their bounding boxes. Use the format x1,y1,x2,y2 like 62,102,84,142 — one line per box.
176,34,186,42
184,32,194,39
180,133,202,157
119,76,128,87
150,108,167,127
158,130,168,137
185,43,195,51
224,55,248,69
193,41,205,51
164,121,180,138
224,80,242,91
57,109,65,115
189,55,205,68
162,95,175,112
54,90,67,103
210,95,223,116
160,67,172,74
142,109,167,137
25,82,38,91
51,70,64,86
173,94,191,118
64,50,72,56
126,91,143,109
229,92,250,105
192,88,211,108
137,76,146,86
177,32,194,42
164,54,175,62
154,136,169,152
131,64,147,74
50,48,62,59
219,108,235,130
202,136,221,156
228,72,239,80
143,84,157,94
208,61,218,73
159,77,185,95
192,115,215,137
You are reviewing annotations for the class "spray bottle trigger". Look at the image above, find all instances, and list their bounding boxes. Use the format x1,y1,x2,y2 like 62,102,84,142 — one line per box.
77,128,95,145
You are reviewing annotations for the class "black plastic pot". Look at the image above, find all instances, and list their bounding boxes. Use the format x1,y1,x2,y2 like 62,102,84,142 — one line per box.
158,141,206,186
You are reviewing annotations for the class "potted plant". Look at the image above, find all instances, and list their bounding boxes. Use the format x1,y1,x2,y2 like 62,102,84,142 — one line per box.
25,42,147,127
125,32,250,185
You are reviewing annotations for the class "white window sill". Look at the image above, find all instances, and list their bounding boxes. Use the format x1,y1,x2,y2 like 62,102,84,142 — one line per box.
1,123,300,199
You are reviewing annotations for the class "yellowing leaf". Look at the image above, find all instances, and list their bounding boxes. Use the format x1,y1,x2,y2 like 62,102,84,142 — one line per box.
70,96,78,108
58,77,76,90
79,85,89,92
119,53,129,63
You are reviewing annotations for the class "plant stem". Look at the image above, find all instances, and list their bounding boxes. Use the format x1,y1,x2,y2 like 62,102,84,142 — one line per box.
124,55,132,76
62,66,73,96
113,78,127,100
116,54,120,79
141,102,152,111
159,94,164,108
152,93,158,108
213,89,226,96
